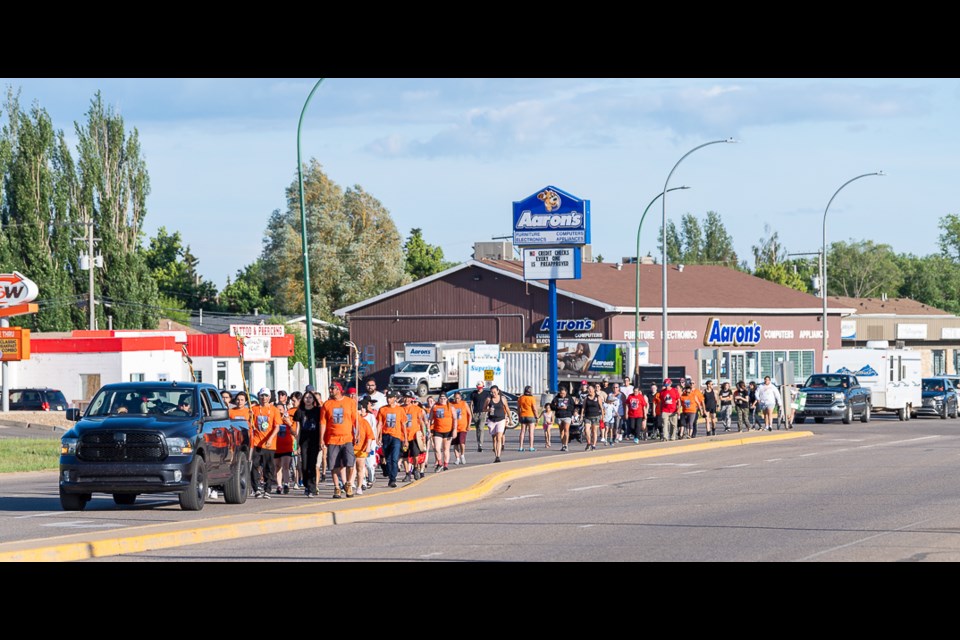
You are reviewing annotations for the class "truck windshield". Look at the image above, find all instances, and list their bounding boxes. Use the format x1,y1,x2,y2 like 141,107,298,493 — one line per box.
804,375,847,388
399,363,431,373
86,388,198,418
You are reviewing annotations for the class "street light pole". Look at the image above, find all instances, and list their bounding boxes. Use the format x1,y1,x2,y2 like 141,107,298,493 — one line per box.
661,138,736,380
821,171,884,361
636,186,689,375
297,78,325,389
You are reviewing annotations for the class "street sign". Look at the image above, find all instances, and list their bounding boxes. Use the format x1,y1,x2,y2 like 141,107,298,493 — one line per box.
484,369,495,381
523,247,582,280
0,272,39,307
0,327,30,361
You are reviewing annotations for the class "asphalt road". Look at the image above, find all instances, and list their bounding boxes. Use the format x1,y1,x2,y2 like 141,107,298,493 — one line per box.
6,412,960,561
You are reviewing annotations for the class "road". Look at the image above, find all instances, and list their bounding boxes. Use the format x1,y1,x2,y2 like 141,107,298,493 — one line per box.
4,412,960,561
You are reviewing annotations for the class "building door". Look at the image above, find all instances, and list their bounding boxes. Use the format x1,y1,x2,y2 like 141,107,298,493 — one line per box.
729,352,746,384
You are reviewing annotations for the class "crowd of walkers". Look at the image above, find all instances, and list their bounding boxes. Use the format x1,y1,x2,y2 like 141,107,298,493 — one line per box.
222,373,792,500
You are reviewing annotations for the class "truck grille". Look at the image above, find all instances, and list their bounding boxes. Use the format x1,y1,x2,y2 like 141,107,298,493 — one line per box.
77,431,167,462
805,392,836,406
393,377,412,385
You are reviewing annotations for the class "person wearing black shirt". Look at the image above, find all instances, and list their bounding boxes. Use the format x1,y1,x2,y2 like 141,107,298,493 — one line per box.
295,390,322,497
551,387,575,452
471,382,490,453
733,381,750,433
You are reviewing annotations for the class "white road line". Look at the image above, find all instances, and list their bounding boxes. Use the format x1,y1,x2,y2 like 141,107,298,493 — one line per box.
641,462,698,467
13,512,62,519
799,453,820,457
798,517,938,562
505,494,543,501
569,485,608,492
856,436,941,450
420,552,443,558
723,463,750,468
683,470,707,475
765,458,783,462
644,476,659,480
41,521,126,529
827,439,864,442
579,524,595,528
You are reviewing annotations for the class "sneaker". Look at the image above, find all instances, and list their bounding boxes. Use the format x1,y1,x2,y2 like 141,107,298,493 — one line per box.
591,445,597,451
561,445,568,451
208,488,218,500
617,435,623,442
283,484,290,495
585,443,591,451
345,484,354,498
766,426,772,431
356,485,363,495
461,455,466,464
403,473,411,483
261,492,271,499
435,464,443,473
388,481,398,488
305,491,314,498
254,490,263,498
414,468,421,480
443,465,449,471
478,446,483,453
494,456,501,463
275,486,282,495
634,438,640,444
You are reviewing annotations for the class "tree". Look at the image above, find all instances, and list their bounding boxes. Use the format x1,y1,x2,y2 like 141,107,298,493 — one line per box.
659,211,737,267
218,259,276,314
827,240,903,298
404,227,453,280
938,213,960,262
702,211,738,267
753,262,808,292
71,92,158,329
896,253,960,315
679,213,703,263
656,220,682,264
751,224,787,269
144,226,218,309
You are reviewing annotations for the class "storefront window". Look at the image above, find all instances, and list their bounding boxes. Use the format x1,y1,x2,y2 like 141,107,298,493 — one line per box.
933,350,946,375
954,350,960,376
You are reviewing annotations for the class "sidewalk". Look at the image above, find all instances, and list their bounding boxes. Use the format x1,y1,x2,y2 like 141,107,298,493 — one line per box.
0,429,812,562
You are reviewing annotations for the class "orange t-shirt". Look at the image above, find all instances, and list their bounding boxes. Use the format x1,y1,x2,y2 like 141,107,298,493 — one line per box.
320,397,358,445
275,404,298,454
353,419,375,457
449,400,471,432
430,403,455,433
404,404,426,442
250,404,282,450
680,391,700,414
652,393,663,416
378,405,408,439
518,394,537,418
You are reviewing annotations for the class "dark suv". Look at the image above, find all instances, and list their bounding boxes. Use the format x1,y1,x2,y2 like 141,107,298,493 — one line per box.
9,388,68,411
917,377,959,419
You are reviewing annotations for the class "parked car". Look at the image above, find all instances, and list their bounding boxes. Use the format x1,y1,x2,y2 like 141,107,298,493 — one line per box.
916,377,959,419
59,382,250,511
444,388,520,428
9,388,68,411
794,373,872,424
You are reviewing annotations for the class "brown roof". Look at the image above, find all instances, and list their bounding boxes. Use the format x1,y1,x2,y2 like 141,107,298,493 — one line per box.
829,296,951,316
481,259,833,311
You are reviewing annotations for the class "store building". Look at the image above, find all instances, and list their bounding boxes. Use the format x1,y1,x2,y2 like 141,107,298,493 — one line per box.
834,295,960,376
336,259,852,387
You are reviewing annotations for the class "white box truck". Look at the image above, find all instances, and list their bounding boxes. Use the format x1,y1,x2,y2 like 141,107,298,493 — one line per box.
389,341,482,396
821,344,921,420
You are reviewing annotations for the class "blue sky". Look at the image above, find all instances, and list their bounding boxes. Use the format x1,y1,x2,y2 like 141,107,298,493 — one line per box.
1,78,955,291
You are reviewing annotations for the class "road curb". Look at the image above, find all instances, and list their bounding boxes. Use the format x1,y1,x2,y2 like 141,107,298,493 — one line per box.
0,430,813,562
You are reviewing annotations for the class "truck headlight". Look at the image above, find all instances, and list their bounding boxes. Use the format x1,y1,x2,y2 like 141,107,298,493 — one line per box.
166,437,193,455
60,437,78,455
834,392,845,401
934,395,945,402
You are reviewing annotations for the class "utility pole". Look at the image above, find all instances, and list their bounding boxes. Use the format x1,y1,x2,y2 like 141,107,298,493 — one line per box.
87,221,95,330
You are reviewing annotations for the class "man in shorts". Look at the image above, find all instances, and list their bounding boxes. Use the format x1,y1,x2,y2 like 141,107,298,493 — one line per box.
320,381,359,499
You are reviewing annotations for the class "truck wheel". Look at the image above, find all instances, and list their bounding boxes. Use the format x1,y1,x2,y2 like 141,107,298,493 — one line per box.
842,406,853,424
417,382,429,397
898,407,907,421
814,417,825,424
223,454,249,504
60,489,90,511
860,404,871,423
179,455,207,511
112,493,137,506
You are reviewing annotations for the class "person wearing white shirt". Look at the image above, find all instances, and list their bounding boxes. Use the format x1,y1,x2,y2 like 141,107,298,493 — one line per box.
756,376,782,431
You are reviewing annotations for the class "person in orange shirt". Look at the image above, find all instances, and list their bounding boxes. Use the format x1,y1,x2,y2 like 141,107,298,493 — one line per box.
517,386,539,452
402,391,428,482
449,390,472,466
250,388,282,498
429,393,456,472
649,383,663,441
679,382,705,440
353,397,376,495
320,382,359,499
274,390,299,494
377,390,409,488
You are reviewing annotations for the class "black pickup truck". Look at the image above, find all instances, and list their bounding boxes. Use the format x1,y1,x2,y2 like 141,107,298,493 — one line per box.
59,382,250,511
794,373,872,425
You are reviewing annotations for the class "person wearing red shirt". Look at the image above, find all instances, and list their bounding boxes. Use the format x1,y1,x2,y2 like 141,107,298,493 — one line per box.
626,388,648,442
659,378,682,441
321,382,359,498
250,388,282,498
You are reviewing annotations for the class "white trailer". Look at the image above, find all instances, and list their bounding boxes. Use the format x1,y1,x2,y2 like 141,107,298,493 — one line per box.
822,345,921,419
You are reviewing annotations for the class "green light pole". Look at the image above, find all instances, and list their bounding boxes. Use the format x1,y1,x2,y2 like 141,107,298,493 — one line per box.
635,186,689,375
297,78,324,388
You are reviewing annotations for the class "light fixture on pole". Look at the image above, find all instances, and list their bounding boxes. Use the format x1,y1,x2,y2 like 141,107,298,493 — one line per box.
661,138,736,379
297,78,325,389
635,186,689,378
821,171,884,360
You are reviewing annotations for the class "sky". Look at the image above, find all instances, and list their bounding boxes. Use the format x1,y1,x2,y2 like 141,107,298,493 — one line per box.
1,78,954,292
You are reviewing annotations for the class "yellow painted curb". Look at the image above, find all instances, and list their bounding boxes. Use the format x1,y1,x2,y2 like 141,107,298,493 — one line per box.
0,431,812,562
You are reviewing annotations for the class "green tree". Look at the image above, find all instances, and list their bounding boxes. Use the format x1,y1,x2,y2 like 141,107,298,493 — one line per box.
751,224,787,269
0,92,78,331
679,213,703,263
938,213,960,262
828,240,903,298
144,226,218,309
404,227,453,280
657,220,683,264
702,211,738,267
71,92,158,329
896,253,960,314
218,259,276,314
753,262,808,292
